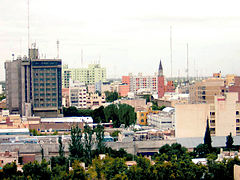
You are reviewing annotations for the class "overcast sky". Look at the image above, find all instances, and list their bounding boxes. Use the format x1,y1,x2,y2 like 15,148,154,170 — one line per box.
1,0,240,81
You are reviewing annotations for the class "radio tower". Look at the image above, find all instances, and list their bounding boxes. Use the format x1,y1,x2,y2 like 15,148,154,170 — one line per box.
57,40,59,58
170,26,173,78
186,43,189,82
27,0,30,51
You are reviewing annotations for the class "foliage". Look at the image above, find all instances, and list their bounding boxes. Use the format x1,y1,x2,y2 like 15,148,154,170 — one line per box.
226,132,234,151
30,128,41,136
0,94,5,101
22,160,51,180
92,106,106,123
105,91,119,102
58,136,64,157
69,126,84,162
95,124,105,155
151,101,165,111
194,143,211,158
69,160,87,180
111,130,120,137
204,119,212,150
63,106,93,117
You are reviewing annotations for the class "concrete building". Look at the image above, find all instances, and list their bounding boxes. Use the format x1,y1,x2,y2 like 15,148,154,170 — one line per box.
176,92,240,138
62,63,106,87
189,77,226,104
86,93,106,109
147,107,175,130
5,47,62,118
5,57,23,114
119,60,168,98
69,82,87,109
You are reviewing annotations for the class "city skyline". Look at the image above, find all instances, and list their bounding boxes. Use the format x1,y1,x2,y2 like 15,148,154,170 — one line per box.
1,0,240,81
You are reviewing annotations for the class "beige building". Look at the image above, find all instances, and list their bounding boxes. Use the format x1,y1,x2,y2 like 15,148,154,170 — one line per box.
176,93,240,138
69,82,87,109
86,93,106,109
189,77,226,104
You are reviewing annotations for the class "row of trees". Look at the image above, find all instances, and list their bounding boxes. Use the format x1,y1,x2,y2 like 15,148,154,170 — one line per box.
63,104,136,128
1,142,240,179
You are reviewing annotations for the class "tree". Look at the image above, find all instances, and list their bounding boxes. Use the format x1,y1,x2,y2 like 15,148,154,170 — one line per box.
2,162,18,179
104,104,120,127
58,136,64,157
69,160,87,180
69,126,84,162
95,124,105,154
226,132,234,152
83,125,93,165
194,143,211,158
204,119,212,150
92,106,106,123
105,91,119,102
118,104,136,127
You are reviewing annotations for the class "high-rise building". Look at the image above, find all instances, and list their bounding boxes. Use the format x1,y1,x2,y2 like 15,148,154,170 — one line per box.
5,48,62,117
62,64,106,88
5,57,23,114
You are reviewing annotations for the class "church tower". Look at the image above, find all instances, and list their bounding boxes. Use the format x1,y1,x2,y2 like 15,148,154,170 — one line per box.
157,60,165,98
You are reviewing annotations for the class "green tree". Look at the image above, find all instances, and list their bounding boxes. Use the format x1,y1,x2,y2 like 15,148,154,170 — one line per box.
95,124,105,154
22,160,51,180
69,126,84,162
2,161,19,179
105,91,119,102
58,136,64,157
83,125,93,165
69,160,86,180
194,143,211,158
204,119,212,151
226,132,234,152
92,106,106,123
104,104,120,127
118,104,136,127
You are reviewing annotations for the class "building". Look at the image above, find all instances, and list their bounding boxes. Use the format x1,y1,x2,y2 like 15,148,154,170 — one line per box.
62,63,106,87
5,47,62,118
189,76,226,104
176,92,240,138
69,82,87,109
147,107,175,130
119,60,167,98
120,98,147,112
86,93,106,109
5,57,23,114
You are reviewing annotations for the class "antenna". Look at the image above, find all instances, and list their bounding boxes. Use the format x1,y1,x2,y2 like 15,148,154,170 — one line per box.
57,40,59,58
186,43,189,82
170,26,173,78
27,0,30,50
81,49,83,66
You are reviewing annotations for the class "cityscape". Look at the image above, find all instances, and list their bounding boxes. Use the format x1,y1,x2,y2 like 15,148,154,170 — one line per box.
1,0,240,179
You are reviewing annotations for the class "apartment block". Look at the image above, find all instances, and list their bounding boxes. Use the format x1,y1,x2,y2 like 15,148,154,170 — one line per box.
176,92,240,138
62,63,106,87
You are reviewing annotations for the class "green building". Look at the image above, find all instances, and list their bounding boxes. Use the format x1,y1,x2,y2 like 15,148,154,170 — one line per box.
62,64,106,88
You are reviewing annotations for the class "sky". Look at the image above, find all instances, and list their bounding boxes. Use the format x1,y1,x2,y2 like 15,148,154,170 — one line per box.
1,0,240,81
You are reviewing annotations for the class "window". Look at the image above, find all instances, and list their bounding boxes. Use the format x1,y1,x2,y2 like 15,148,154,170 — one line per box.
237,119,240,123
141,119,144,123
237,111,239,115
210,112,215,116
237,127,240,131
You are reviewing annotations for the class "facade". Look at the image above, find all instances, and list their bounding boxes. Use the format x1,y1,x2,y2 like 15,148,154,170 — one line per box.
119,60,167,98
5,57,23,114
189,77,226,104
62,63,106,87
176,92,240,138
5,47,62,118
86,93,106,109
147,107,175,130
69,82,87,108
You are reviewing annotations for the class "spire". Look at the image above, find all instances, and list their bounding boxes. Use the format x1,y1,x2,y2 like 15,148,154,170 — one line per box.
158,59,163,76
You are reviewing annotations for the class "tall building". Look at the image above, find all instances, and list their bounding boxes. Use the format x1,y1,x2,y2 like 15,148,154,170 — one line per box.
69,81,87,109
176,92,240,138
5,48,62,117
5,57,23,114
62,63,106,88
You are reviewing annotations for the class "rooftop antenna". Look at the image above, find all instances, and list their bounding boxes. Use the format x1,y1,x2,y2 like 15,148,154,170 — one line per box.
170,26,173,78
57,40,59,58
27,0,30,50
186,43,189,82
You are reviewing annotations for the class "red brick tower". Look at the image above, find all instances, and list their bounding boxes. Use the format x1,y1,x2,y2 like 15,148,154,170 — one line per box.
157,60,165,98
